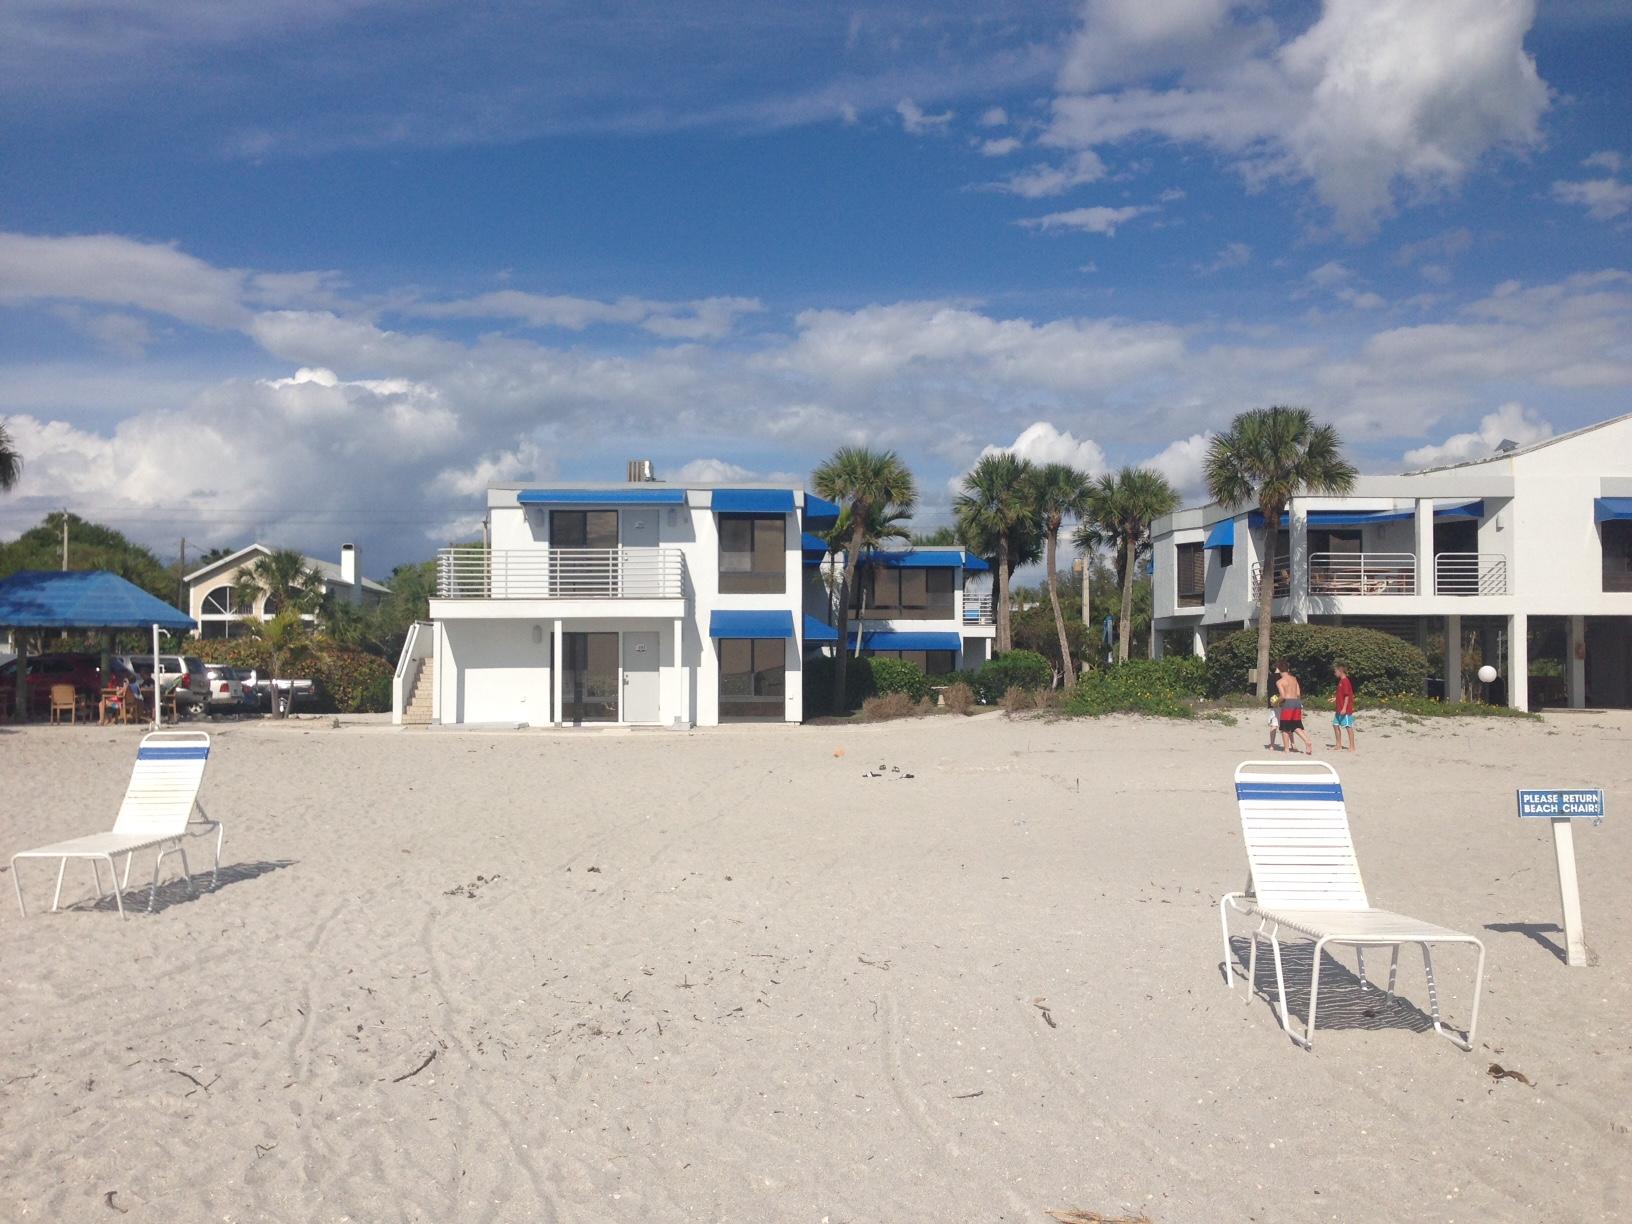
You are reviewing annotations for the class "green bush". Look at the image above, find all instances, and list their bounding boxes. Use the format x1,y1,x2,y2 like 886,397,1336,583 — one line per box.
969,650,1052,703
1203,624,1429,699
803,654,876,716
1062,661,1198,719
868,656,930,702
185,636,394,713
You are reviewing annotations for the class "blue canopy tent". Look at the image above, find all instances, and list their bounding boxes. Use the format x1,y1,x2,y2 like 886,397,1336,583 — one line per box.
0,570,196,725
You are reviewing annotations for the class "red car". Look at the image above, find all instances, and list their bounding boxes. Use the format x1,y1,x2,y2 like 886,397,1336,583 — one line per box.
0,651,110,711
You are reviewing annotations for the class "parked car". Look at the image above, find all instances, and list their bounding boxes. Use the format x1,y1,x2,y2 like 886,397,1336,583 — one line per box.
240,669,318,713
203,664,249,714
113,654,212,711
0,651,106,710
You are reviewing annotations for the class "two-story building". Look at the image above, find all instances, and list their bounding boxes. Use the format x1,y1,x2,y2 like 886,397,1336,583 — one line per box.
396,473,843,727
185,542,387,638
1149,412,1632,711
829,547,996,673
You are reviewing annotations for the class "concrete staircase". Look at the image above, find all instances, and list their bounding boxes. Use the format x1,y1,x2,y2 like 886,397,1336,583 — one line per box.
403,659,435,725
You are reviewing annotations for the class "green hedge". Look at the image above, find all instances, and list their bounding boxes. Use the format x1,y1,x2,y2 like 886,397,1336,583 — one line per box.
966,649,1053,704
185,637,395,713
1062,660,1198,719
868,656,930,702
1203,624,1429,699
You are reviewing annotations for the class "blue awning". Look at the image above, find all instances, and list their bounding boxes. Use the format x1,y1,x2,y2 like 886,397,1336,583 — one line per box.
518,488,685,505
861,549,966,569
1435,499,1484,521
712,488,795,514
802,493,840,528
962,554,990,573
846,630,962,651
709,610,794,639
1596,497,1632,523
1204,519,1235,549
0,570,196,631
802,615,838,644
1248,507,1415,528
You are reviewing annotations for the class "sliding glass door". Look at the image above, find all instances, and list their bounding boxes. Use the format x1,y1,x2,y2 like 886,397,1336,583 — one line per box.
561,631,619,723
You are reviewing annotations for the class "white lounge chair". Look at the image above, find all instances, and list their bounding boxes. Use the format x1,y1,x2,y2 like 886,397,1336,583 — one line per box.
1219,759,1485,1050
11,730,220,919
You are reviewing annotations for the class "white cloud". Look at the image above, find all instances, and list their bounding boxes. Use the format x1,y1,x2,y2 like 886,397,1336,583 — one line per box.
978,136,1022,157
1401,402,1553,468
1018,204,1151,235
1306,260,1351,288
1394,228,1473,269
947,421,1111,502
1335,287,1386,310
986,151,1108,198
1552,178,1632,221
1583,151,1626,174
671,457,754,483
1197,242,1251,274
978,106,1009,128
896,98,953,135
407,290,762,340
1046,0,1550,235
1143,431,1213,500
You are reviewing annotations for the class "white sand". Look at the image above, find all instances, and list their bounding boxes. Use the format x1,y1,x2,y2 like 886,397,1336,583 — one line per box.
2,709,1630,1222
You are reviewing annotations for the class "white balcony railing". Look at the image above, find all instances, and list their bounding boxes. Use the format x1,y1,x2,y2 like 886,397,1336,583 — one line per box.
963,593,994,624
436,547,686,599
1253,553,1417,598
1434,552,1508,596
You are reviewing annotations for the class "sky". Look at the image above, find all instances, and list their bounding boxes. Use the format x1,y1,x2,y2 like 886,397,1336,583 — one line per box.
1,0,1630,576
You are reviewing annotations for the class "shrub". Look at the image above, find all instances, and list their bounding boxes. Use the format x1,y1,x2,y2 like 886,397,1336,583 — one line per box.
803,655,876,717
1203,624,1428,699
1062,662,1197,720
1001,686,1036,714
941,681,976,715
860,692,921,721
184,636,394,713
969,649,1052,703
869,656,930,702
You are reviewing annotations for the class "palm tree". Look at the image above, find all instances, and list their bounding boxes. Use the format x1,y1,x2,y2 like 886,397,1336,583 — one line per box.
1031,462,1093,678
0,419,21,492
812,447,919,710
1204,405,1358,696
249,608,315,718
954,453,1037,653
233,549,324,622
822,502,912,658
1086,467,1180,664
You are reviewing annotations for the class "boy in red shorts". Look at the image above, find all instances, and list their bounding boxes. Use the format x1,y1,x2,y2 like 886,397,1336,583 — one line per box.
1332,662,1357,752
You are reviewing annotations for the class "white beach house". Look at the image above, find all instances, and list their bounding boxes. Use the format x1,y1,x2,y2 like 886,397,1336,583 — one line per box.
397,473,844,727
826,547,996,673
1149,413,1632,711
185,542,386,638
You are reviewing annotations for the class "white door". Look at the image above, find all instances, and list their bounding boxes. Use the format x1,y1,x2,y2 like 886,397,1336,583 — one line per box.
622,631,661,724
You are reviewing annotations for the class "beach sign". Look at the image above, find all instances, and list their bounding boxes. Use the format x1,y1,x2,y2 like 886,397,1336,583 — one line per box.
1517,787,1604,969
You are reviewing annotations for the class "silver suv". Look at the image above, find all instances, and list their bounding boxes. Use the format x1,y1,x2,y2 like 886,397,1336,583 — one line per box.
114,654,211,711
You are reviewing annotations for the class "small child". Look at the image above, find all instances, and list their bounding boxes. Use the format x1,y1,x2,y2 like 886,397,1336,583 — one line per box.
1265,667,1282,750
1332,663,1357,752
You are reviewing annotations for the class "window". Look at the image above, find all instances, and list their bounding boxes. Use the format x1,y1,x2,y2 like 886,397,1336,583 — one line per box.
551,510,620,595
551,510,619,549
1215,546,1234,569
201,585,235,615
1604,521,1632,593
719,638,786,719
719,514,786,594
851,566,955,618
1176,542,1205,608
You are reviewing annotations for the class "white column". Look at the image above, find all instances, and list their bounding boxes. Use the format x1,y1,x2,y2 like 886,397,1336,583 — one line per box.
1150,625,1164,659
1508,612,1529,712
1445,614,1462,703
1567,615,1586,708
1192,626,1206,659
551,620,563,725
1414,498,1434,596
1288,501,1309,623
671,618,687,728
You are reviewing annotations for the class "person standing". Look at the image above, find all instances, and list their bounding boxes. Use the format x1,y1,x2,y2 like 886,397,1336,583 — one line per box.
1276,661,1314,755
1331,662,1357,752
1264,665,1283,750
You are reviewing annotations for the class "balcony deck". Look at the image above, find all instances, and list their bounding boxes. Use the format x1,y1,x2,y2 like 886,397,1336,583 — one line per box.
1251,552,1509,600
434,547,687,605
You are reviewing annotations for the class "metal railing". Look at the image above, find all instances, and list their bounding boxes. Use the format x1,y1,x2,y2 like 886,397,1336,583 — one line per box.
392,620,433,725
963,593,994,624
435,547,686,599
1434,553,1508,596
1249,563,1291,599
1307,552,1416,596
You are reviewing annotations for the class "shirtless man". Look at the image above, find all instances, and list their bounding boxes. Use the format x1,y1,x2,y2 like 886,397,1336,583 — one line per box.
1275,661,1314,755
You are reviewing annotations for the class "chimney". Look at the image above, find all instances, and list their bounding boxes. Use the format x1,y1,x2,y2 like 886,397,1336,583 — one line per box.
339,543,360,603
627,459,655,482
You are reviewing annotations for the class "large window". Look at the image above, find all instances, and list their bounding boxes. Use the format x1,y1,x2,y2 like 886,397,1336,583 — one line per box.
551,510,620,595
719,638,786,719
719,514,786,594
1175,543,1205,608
551,510,619,549
866,648,956,675
1604,522,1632,593
852,566,955,618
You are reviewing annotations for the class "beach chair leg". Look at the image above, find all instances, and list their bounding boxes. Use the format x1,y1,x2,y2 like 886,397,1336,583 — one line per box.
90,858,106,899
1422,941,1481,1052
111,859,125,919
1218,893,1235,987
1268,926,1306,1047
1305,938,1328,1050
1386,946,1400,995
1355,945,1368,989
12,856,28,917
51,858,68,912
150,849,166,912
1245,920,1264,1004
178,847,194,892
212,822,221,888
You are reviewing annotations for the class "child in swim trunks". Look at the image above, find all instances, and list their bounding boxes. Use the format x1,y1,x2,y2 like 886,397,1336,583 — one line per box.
1332,662,1357,752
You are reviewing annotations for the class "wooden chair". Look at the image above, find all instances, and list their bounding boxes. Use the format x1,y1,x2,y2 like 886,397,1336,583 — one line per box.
49,684,76,724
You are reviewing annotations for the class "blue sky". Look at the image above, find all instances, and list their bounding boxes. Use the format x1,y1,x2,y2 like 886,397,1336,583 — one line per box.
1,1,1629,573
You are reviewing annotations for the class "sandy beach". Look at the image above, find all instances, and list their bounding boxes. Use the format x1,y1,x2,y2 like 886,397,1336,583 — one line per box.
2,709,1629,1223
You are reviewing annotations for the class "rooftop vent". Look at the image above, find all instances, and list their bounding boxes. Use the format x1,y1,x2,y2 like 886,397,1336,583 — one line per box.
627,459,655,482
1494,438,1518,454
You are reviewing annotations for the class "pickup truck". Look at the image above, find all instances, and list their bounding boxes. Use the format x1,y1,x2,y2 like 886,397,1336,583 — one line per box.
239,670,318,713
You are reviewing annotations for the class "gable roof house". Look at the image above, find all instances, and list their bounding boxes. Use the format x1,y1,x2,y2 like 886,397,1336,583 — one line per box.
184,542,387,638
1148,412,1632,711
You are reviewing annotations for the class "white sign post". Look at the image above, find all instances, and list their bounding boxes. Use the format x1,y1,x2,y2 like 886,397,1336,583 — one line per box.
1517,788,1605,968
